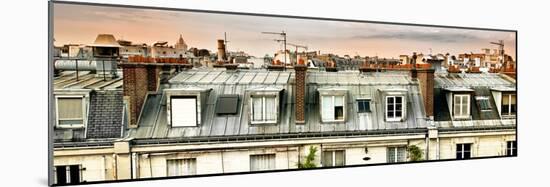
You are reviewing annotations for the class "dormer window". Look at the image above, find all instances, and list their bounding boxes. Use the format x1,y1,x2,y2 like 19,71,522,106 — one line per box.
250,95,277,124
475,96,491,111
318,88,348,123
321,95,346,122
386,96,403,121
56,96,86,128
453,94,470,119
165,87,209,128
502,93,516,116
357,99,371,113
248,87,282,125
170,96,198,127
379,88,407,122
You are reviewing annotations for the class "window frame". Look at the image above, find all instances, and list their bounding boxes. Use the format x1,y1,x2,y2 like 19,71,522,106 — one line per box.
170,96,199,127
501,93,516,117
250,94,279,124
166,158,197,176
475,96,492,111
456,143,472,159
453,94,471,119
357,99,371,113
53,165,82,185
322,150,346,167
506,141,517,156
385,96,404,122
387,147,407,163
249,154,276,171
55,95,86,128
320,94,346,123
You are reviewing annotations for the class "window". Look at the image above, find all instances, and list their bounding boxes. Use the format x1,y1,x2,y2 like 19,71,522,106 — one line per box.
386,96,403,121
57,97,84,127
167,158,197,176
502,94,516,116
54,165,81,185
476,96,491,111
322,150,345,167
250,154,275,171
215,95,239,115
506,141,517,156
387,147,406,163
456,143,472,159
453,94,470,118
357,99,371,113
251,95,277,123
321,95,346,122
171,96,198,127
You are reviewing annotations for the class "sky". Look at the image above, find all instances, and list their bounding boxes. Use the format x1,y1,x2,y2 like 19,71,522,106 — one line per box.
53,3,516,59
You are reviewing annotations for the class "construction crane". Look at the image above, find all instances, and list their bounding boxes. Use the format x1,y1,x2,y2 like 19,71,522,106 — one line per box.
490,40,505,72
261,31,287,67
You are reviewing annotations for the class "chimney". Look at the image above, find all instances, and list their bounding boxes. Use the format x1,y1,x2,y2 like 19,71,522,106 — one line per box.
121,57,192,128
413,60,435,117
294,58,307,124
411,52,418,79
217,39,227,62
267,59,285,71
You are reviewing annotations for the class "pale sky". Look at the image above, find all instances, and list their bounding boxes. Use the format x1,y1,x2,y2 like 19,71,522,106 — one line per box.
53,3,516,59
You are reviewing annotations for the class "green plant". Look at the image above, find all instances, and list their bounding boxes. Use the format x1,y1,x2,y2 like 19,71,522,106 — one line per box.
297,146,318,169
407,145,423,161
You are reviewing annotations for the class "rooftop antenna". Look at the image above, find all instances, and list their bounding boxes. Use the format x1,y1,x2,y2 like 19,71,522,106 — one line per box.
262,31,287,69
490,40,505,72
224,32,230,57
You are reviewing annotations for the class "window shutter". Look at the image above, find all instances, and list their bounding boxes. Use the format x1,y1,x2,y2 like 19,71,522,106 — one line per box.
250,154,275,171
322,96,334,121
387,148,395,163
264,96,276,121
396,147,406,162
58,98,83,120
171,97,197,127
335,150,345,166
252,97,263,121
322,151,333,166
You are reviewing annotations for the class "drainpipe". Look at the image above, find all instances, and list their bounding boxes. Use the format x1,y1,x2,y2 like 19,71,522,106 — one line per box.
131,153,138,179
112,154,118,180
101,155,106,180
436,137,440,159
425,135,430,160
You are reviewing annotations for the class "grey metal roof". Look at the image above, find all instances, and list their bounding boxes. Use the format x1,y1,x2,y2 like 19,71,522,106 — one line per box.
127,69,428,140
434,73,515,88
54,71,123,91
433,72,516,129
53,71,125,143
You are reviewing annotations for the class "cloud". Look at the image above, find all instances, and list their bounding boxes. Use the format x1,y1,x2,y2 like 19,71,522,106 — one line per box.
352,31,481,43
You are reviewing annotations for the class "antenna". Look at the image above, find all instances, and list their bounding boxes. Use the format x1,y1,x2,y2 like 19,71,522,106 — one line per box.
224,32,230,57
490,40,505,72
262,31,287,69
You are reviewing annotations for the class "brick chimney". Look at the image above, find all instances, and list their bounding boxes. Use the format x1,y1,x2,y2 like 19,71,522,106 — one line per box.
294,58,307,124
121,64,159,128
121,57,192,128
410,52,435,117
